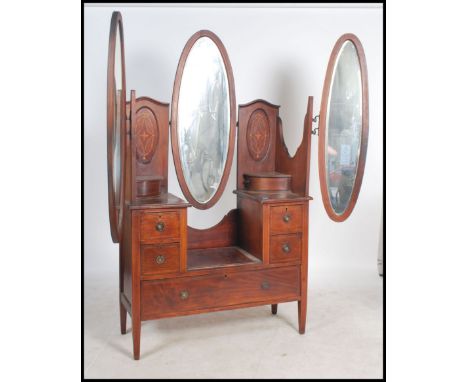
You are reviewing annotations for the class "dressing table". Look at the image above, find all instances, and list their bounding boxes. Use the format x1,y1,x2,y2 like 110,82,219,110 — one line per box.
106,12,369,359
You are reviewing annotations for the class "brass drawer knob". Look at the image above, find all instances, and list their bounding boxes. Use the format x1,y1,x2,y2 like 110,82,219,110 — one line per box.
282,243,290,253
155,255,166,265
283,214,291,223
180,290,189,300
261,281,270,290
155,221,165,232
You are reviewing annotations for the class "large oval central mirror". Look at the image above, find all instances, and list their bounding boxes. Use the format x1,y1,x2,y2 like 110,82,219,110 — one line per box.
318,34,369,222
171,30,236,209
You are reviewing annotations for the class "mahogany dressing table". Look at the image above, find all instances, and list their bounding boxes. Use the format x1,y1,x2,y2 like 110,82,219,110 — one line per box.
106,12,369,359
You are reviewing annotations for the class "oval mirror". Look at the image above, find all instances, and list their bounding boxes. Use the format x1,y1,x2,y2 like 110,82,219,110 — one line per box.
318,34,369,222
107,11,126,242
171,30,236,209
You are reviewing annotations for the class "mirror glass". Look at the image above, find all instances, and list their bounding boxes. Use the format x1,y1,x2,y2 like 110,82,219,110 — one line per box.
177,36,230,204
325,40,362,215
113,26,123,202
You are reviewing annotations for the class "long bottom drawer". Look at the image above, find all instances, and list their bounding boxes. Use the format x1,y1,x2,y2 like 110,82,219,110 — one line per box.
141,266,300,319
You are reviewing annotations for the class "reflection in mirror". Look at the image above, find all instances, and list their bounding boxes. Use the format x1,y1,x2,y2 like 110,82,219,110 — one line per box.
177,37,230,204
325,41,362,215
113,25,122,203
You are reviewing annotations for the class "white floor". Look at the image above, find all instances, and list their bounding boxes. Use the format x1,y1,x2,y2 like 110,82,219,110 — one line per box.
84,265,383,379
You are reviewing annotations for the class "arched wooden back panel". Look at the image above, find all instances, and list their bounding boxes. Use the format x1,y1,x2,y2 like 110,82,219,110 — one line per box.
237,98,313,197
130,96,170,200
237,100,280,190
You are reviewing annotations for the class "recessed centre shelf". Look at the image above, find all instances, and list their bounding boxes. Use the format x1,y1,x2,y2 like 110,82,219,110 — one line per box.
187,246,261,271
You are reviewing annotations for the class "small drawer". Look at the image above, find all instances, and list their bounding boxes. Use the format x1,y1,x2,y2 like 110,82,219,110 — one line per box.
141,266,300,319
270,204,303,234
140,211,180,243
270,233,301,264
141,244,180,276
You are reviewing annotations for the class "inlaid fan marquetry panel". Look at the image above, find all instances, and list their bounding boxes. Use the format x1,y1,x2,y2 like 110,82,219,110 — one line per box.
246,109,270,162
135,107,159,164
237,100,279,190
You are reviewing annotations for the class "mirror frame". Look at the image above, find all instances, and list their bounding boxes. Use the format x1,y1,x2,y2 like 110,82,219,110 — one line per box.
171,30,236,210
318,33,369,222
107,11,127,242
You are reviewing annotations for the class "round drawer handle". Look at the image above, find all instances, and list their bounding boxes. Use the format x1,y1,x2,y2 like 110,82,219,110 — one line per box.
180,290,189,300
155,222,165,232
155,255,166,265
283,214,291,223
261,281,270,290
282,243,291,253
